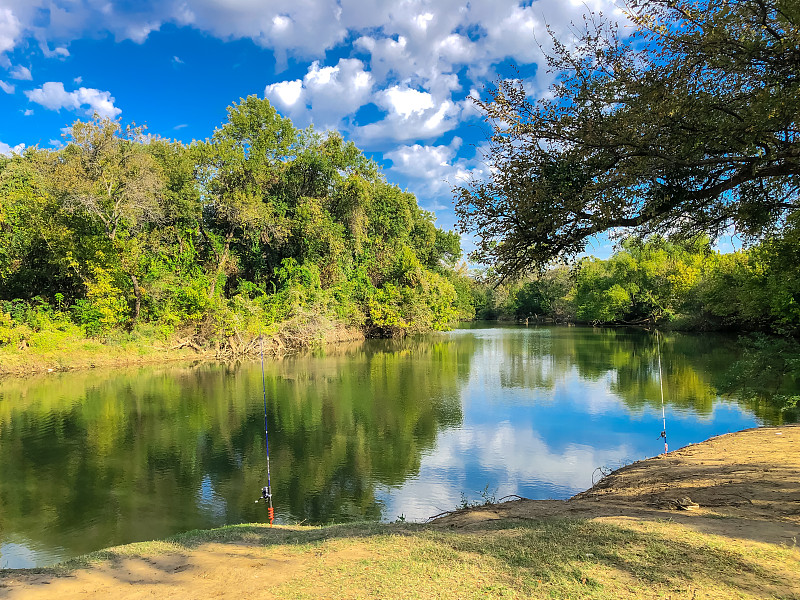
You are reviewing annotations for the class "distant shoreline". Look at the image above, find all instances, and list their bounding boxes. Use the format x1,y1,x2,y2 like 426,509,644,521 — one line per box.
0,322,366,378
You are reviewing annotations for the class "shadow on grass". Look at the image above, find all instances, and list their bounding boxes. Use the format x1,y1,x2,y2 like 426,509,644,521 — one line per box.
429,518,795,598
2,518,796,599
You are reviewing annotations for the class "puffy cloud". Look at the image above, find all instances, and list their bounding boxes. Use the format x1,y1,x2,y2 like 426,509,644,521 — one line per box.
24,81,122,119
0,79,13,94
265,58,373,128
381,87,434,118
23,108,33,116
172,1,347,63
352,86,464,146
2,0,623,154
0,0,620,86
385,137,489,207
9,64,31,80
0,8,21,64
0,140,24,156
5,0,619,62
385,137,463,194
266,79,303,108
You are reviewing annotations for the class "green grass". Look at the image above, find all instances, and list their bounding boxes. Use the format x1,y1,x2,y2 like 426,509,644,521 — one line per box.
11,518,798,599
0,332,205,375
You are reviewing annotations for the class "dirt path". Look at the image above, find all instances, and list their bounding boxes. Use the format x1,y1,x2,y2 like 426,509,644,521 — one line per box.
0,543,311,600
2,424,799,599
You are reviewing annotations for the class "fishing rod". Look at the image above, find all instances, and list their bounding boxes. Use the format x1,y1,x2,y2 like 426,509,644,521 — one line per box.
254,334,274,525
656,329,668,455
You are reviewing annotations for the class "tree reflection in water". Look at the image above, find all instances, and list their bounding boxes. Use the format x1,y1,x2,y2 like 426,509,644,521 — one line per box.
0,326,796,567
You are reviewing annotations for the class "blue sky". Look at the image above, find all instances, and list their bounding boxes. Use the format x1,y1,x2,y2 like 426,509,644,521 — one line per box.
0,0,626,258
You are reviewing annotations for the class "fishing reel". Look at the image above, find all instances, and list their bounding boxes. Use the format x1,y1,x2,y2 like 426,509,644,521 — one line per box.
255,486,272,503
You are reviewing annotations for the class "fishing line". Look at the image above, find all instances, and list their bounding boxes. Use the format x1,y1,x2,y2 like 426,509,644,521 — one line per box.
656,329,668,455
257,334,275,525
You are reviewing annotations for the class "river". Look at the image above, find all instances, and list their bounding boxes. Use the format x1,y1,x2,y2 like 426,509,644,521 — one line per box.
0,324,797,568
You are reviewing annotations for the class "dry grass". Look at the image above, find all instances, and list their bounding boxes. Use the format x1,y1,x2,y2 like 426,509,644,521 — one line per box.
3,518,798,599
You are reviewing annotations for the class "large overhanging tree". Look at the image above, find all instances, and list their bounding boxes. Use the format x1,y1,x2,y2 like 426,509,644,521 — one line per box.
455,0,800,279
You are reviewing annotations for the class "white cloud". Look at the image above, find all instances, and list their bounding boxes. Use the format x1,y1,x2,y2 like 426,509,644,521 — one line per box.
353,86,463,145
73,76,82,84
265,58,373,128
0,140,24,156
0,79,13,94
9,64,31,80
39,41,70,58
267,79,303,108
381,86,434,119
0,0,621,75
385,138,489,206
105,0,348,65
24,81,122,119
22,108,32,116
0,8,21,65
1,0,624,166
385,137,462,194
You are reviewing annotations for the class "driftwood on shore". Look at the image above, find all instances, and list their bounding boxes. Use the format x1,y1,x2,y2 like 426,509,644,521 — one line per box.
166,316,366,361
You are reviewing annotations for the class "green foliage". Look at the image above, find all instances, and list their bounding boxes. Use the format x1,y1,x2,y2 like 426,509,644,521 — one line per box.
456,0,800,277
573,237,708,325
0,97,468,348
0,297,82,347
475,232,800,336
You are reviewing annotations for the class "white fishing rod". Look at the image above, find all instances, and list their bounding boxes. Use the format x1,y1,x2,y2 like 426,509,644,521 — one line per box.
656,329,668,454
255,334,275,525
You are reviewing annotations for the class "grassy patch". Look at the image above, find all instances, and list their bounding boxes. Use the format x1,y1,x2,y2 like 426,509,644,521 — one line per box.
13,518,799,599
0,335,185,375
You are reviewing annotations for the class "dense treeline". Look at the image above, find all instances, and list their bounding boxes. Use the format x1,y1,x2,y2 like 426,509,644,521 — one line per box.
0,97,473,356
476,228,800,336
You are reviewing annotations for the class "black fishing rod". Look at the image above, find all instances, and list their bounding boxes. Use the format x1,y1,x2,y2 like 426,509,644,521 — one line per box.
255,335,274,525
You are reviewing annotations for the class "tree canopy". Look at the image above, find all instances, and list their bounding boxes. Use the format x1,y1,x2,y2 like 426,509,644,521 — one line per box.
0,96,472,352
455,0,800,278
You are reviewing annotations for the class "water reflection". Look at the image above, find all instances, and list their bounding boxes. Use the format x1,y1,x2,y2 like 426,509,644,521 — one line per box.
0,325,797,567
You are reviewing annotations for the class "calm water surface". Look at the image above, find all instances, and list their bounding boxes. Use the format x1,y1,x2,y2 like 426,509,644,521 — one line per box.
1,325,797,567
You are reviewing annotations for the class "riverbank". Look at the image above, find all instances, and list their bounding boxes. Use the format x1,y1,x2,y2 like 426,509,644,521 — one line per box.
2,425,798,599
0,318,365,377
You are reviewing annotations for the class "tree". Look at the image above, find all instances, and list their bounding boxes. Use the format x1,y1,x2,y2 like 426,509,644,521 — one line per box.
0,151,81,300
573,236,707,324
195,96,296,298
47,117,164,322
455,0,800,278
